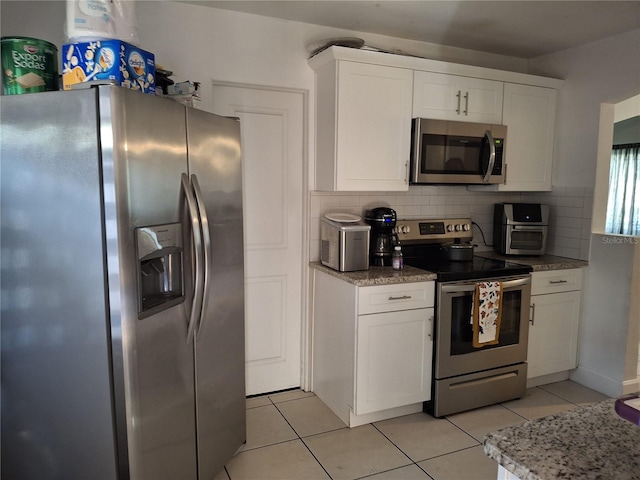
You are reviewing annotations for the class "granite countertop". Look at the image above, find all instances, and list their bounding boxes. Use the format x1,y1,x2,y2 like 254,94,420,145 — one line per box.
310,251,586,286
475,251,588,271
484,399,640,480
310,262,436,286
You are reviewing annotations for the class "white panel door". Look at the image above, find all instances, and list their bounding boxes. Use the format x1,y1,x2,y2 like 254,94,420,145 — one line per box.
211,84,304,395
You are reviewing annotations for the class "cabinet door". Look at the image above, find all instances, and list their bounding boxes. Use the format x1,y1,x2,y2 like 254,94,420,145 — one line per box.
527,291,581,378
355,308,433,415
500,83,556,191
333,61,413,191
413,71,503,124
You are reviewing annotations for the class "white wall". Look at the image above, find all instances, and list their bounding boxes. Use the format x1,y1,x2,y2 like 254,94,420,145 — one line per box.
528,29,640,396
528,28,640,188
572,235,640,396
1,2,593,263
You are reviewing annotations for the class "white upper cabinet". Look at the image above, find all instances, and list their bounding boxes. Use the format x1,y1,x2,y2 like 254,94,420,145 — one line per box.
309,47,562,192
413,71,504,124
313,59,413,191
499,83,557,191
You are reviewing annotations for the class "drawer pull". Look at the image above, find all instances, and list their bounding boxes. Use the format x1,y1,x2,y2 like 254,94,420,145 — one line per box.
549,280,568,284
388,295,412,301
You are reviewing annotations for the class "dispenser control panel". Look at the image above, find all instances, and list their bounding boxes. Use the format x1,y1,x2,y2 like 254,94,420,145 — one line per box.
136,223,184,319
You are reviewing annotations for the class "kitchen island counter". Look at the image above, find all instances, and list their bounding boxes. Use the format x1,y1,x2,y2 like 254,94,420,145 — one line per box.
310,262,436,286
484,399,640,480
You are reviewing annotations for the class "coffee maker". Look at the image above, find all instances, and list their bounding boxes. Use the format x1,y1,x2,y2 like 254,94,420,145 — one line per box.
364,207,398,266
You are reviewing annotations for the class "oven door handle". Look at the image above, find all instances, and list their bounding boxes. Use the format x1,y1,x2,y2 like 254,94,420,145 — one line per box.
441,276,531,294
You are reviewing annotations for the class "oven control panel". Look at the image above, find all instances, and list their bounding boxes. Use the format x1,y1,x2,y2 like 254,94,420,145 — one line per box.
394,218,473,243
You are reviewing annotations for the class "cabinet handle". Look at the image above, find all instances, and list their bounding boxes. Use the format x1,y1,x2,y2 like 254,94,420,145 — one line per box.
456,90,461,114
405,161,409,184
530,304,536,325
549,279,568,284
463,92,469,115
428,315,434,339
388,295,412,301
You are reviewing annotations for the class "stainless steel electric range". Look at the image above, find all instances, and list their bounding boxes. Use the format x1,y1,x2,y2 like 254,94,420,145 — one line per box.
395,218,533,417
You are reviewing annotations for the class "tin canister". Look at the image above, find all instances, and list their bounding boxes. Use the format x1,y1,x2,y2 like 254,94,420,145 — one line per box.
1,37,59,95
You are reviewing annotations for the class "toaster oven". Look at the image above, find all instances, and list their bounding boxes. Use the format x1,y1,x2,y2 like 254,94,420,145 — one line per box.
493,203,549,255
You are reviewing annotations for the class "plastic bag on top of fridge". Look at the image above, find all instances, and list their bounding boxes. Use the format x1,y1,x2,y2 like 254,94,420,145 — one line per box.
65,0,139,45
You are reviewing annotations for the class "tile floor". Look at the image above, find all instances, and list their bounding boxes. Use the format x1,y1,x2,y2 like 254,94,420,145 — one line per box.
214,380,609,480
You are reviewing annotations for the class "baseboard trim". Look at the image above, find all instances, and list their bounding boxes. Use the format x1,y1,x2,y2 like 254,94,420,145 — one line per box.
526,371,570,388
570,366,626,397
622,377,640,395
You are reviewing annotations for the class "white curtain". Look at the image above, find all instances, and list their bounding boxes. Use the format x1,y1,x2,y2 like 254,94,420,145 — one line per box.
605,143,640,236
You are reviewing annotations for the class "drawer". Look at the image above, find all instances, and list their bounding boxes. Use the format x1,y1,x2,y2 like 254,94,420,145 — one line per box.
358,281,435,315
532,268,583,295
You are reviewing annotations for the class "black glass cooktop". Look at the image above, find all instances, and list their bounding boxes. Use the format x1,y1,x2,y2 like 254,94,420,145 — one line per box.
403,249,532,282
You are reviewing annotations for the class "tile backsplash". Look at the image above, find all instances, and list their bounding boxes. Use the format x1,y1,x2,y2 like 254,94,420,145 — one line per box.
310,186,593,262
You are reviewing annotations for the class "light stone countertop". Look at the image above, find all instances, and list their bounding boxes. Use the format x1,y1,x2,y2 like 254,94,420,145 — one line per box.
311,252,586,287
310,262,436,286
475,251,589,271
483,399,640,480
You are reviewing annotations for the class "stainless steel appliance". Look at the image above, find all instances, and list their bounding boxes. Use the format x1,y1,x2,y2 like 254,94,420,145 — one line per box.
1,86,246,480
396,218,532,417
320,215,371,272
365,207,399,266
494,203,549,255
410,118,507,185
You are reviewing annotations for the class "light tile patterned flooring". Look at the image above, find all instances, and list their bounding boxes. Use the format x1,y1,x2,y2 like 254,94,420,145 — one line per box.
214,381,609,480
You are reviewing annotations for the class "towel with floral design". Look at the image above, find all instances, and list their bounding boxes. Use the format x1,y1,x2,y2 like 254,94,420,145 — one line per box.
472,281,503,347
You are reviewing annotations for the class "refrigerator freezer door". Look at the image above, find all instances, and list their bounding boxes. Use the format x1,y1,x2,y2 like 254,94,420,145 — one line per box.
186,108,246,479
1,90,119,479
101,87,197,479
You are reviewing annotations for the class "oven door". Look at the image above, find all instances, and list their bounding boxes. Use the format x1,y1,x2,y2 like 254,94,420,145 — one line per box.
435,275,531,379
505,225,547,255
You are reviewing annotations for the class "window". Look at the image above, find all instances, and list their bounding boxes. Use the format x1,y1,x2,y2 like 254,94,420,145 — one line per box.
605,143,640,236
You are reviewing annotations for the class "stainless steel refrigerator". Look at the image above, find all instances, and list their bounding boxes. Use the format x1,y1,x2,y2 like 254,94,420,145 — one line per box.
1,86,246,480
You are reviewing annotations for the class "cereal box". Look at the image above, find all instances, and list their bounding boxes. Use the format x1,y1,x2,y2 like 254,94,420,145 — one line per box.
62,40,155,94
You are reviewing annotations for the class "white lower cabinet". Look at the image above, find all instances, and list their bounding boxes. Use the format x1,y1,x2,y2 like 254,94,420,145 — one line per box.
356,308,433,415
312,269,434,427
527,269,583,379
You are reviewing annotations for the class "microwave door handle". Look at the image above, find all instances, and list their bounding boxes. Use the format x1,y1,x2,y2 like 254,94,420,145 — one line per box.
482,130,496,184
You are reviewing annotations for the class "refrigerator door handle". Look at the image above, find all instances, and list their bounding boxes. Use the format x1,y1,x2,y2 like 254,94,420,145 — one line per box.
182,173,205,346
191,174,211,340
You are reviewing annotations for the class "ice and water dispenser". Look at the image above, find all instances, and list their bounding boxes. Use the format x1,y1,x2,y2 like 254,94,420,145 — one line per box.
136,223,184,318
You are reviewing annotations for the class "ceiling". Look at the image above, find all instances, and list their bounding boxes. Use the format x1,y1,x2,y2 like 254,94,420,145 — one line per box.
179,0,640,58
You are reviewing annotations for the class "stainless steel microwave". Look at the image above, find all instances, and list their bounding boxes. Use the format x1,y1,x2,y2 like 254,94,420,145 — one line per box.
410,118,507,185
